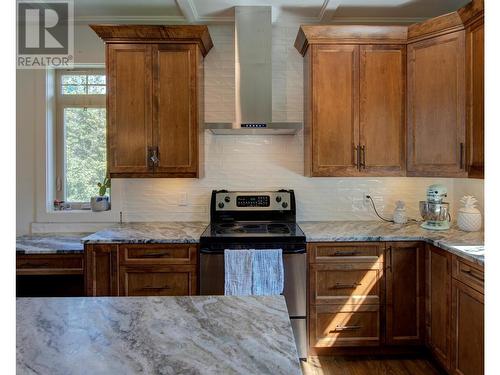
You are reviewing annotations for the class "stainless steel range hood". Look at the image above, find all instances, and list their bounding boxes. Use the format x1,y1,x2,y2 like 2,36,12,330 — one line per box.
205,6,302,135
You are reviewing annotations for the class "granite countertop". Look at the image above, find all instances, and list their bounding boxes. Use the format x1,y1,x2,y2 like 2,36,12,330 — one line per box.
299,221,484,265
16,295,301,375
16,233,91,254
81,222,209,244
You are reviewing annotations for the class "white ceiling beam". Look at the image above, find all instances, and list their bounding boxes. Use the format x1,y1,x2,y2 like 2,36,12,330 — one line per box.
175,0,198,22
318,0,342,23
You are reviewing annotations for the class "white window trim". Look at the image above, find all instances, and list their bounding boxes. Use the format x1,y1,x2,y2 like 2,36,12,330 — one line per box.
34,66,123,224
55,69,106,204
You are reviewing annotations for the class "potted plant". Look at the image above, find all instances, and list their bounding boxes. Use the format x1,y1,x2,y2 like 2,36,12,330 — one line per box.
91,177,111,212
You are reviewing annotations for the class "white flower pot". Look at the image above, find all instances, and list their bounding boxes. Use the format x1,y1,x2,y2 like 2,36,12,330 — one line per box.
91,196,110,212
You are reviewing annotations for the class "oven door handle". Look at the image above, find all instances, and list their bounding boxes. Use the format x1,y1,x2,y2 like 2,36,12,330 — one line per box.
199,248,306,255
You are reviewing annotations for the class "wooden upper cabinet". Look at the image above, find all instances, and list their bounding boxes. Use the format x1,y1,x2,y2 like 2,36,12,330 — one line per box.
107,44,153,175
385,242,425,345
407,31,467,177
153,44,201,177
466,17,484,178
309,44,359,176
298,27,406,177
359,45,406,175
91,25,212,178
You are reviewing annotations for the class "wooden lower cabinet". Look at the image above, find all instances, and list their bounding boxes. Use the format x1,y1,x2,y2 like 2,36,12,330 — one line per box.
85,243,198,297
426,246,453,371
451,277,484,375
310,304,380,348
119,265,197,296
385,242,425,345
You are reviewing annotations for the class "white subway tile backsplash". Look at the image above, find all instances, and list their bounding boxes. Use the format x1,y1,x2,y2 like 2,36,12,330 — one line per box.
109,24,484,224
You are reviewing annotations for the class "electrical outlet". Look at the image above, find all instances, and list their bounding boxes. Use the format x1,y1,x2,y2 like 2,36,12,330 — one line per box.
363,192,371,205
178,192,188,206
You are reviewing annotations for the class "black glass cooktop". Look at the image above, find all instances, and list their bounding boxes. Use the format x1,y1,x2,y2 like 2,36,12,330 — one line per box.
201,221,305,239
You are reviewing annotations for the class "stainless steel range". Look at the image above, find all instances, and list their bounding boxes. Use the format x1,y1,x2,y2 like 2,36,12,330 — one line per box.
199,190,307,359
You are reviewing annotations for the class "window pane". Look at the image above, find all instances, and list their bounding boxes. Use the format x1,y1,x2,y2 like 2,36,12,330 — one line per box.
62,85,86,95
88,75,106,84
88,85,106,94
61,75,87,85
64,108,107,202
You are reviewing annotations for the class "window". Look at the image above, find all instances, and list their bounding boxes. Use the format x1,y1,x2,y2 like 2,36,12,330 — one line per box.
56,69,107,206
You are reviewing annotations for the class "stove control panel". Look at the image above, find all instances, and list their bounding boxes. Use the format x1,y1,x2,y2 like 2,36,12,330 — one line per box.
215,191,292,211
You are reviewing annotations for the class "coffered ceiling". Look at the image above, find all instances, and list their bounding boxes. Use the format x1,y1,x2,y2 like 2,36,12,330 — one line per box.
74,0,471,24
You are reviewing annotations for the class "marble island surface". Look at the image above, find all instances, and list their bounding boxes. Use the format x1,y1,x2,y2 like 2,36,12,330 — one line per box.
299,221,484,265
81,221,208,244
17,295,302,375
16,233,91,254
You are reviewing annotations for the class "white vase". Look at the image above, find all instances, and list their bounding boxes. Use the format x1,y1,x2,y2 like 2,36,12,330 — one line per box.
91,196,110,212
457,210,482,232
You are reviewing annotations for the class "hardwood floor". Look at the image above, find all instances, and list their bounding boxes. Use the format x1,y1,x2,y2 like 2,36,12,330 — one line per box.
301,356,444,375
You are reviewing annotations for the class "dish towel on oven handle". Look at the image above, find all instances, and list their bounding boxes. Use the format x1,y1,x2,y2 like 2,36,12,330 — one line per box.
224,249,253,296
224,249,284,296
252,249,284,296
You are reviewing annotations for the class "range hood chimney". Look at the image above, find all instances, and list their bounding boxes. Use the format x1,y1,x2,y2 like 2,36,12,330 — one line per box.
205,6,302,135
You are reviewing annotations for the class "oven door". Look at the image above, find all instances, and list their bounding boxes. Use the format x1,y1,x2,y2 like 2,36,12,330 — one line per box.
199,249,307,358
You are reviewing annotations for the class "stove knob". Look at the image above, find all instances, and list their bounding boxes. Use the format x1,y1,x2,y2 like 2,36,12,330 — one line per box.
218,202,224,209
224,196,231,203
276,196,282,203
282,202,288,209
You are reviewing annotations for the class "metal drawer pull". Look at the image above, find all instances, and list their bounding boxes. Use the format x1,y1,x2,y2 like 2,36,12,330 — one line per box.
330,325,362,333
140,252,171,258
22,262,50,268
333,251,361,256
461,266,484,281
140,285,171,291
331,282,362,289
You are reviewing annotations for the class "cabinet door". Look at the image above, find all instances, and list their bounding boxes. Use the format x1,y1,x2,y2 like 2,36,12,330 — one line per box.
426,246,452,371
451,279,484,375
85,244,119,296
359,45,405,176
107,44,153,175
466,19,484,178
153,44,201,177
407,31,466,177
119,265,197,296
385,242,425,345
310,45,359,176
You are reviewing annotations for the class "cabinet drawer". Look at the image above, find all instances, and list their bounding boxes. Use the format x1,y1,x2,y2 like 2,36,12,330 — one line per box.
120,265,197,296
452,257,483,293
310,304,380,348
120,244,197,265
17,255,84,275
309,243,382,263
310,263,381,305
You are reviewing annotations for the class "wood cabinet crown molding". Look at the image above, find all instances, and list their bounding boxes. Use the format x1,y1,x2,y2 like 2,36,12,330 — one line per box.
90,24,213,57
295,0,483,55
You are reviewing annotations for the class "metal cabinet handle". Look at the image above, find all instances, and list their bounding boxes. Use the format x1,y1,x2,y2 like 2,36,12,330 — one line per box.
354,145,360,170
330,325,362,333
333,251,361,256
460,142,465,169
360,145,366,169
461,266,484,281
331,282,361,289
387,246,393,271
140,285,171,291
140,252,171,258
148,147,159,167
21,262,50,268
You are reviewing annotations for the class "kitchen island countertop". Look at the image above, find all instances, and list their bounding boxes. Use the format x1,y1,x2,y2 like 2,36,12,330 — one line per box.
16,233,91,254
299,221,484,266
16,295,302,375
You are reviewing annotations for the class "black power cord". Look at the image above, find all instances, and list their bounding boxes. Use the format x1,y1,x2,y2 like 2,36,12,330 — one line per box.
366,195,394,223
366,195,421,224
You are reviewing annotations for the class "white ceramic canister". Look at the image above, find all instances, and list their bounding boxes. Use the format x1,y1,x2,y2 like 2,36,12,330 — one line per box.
457,195,482,232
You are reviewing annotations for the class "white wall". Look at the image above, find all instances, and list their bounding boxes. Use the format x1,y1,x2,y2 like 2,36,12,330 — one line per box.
16,23,484,233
